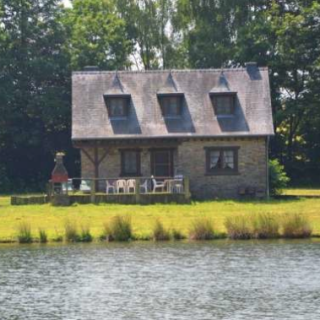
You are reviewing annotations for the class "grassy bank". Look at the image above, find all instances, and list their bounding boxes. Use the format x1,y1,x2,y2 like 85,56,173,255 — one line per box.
1,193,320,242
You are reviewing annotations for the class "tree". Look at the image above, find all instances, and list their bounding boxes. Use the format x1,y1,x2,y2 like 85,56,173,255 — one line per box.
63,0,132,70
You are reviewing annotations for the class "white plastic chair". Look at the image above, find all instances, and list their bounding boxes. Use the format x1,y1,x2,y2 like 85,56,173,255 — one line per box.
140,180,149,193
80,179,91,193
173,175,184,193
127,179,136,193
116,179,127,193
152,176,166,193
106,180,115,194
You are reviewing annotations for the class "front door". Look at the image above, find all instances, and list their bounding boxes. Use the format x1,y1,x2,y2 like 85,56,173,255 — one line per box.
151,149,174,177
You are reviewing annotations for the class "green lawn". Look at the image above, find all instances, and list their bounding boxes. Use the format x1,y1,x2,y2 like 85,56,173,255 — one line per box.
283,188,320,196
1,192,320,242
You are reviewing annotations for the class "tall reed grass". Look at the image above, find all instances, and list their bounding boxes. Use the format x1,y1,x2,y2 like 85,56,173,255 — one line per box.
79,224,93,242
17,222,33,244
103,216,132,241
153,220,170,241
225,216,253,239
253,213,280,239
64,220,79,242
38,228,48,243
189,217,215,240
282,213,312,238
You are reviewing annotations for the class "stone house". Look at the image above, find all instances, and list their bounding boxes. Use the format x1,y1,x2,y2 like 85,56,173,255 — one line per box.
72,64,274,199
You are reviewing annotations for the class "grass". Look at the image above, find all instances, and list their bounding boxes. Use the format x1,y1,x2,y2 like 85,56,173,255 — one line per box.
189,217,215,240
282,213,312,238
39,228,48,243
64,220,79,242
153,220,170,241
103,216,132,241
1,191,320,242
283,188,320,196
253,213,280,239
17,222,33,243
225,215,253,239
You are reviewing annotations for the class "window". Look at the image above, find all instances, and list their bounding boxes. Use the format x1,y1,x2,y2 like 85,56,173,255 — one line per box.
120,150,141,176
151,149,174,177
158,95,183,117
210,93,236,116
205,147,239,175
104,95,130,118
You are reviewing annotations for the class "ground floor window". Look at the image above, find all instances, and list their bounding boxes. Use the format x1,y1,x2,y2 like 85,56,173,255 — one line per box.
205,147,239,175
151,149,174,177
120,149,141,176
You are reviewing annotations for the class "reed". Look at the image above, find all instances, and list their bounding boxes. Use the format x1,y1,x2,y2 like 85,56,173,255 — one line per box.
153,220,170,241
79,224,93,242
103,216,132,241
225,215,253,240
253,213,280,239
64,220,80,242
282,213,312,238
17,221,33,244
189,217,215,240
171,228,186,240
38,228,48,243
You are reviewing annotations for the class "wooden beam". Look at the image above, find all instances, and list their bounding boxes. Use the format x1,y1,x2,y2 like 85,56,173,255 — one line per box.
98,149,108,165
81,148,95,164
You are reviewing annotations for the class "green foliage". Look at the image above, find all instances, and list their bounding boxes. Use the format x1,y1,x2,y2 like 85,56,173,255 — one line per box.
103,216,132,241
225,216,253,240
282,213,312,238
153,220,170,241
189,217,215,240
171,228,186,240
17,222,33,244
269,159,290,196
79,224,93,242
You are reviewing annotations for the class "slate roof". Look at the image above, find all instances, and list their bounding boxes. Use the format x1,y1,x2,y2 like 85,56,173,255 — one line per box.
72,67,274,141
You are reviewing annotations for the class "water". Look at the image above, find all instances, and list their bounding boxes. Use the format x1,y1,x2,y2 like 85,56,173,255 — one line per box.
0,240,320,320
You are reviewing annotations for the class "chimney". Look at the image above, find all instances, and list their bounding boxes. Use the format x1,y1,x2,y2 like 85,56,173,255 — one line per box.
83,66,99,72
51,153,69,183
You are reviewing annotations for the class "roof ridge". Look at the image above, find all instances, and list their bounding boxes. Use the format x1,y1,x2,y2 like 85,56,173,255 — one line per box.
73,67,268,75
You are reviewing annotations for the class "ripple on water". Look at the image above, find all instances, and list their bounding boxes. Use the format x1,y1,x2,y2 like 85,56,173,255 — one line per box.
0,240,320,320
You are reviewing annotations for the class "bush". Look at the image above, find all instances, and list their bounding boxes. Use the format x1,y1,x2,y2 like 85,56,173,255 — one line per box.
64,220,79,242
253,213,280,239
269,159,290,196
225,216,253,240
189,217,215,240
153,220,170,241
103,216,132,241
39,228,48,243
17,222,33,244
282,213,312,238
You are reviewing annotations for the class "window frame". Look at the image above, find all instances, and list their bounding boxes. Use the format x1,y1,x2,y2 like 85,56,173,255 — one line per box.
157,93,184,118
103,94,131,119
120,149,141,177
210,92,236,116
150,148,174,177
205,146,239,175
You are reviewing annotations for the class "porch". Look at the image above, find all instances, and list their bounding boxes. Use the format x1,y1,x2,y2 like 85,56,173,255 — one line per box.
48,177,191,205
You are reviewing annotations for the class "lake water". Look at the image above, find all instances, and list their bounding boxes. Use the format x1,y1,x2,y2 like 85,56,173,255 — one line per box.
0,240,320,320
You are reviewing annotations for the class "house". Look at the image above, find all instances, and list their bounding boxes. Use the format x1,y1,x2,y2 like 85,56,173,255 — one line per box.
72,63,274,199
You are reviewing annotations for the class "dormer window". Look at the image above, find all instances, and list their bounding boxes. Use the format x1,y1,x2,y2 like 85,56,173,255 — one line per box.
104,94,130,118
210,93,236,116
158,94,183,117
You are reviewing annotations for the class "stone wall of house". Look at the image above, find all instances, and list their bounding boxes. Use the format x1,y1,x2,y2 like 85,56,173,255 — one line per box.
177,137,267,199
80,137,267,199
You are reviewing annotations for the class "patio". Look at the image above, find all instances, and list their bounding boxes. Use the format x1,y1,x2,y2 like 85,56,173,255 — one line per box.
48,176,191,205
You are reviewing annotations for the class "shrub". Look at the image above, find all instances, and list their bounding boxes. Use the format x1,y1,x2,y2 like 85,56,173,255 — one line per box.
103,216,132,241
225,216,253,240
171,228,186,240
269,159,290,196
39,228,48,243
282,213,312,238
17,222,33,244
189,217,215,240
253,213,280,239
153,220,170,241
64,220,79,242
79,224,93,242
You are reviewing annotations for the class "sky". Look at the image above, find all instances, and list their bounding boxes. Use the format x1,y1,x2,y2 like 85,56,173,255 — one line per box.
62,0,72,8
